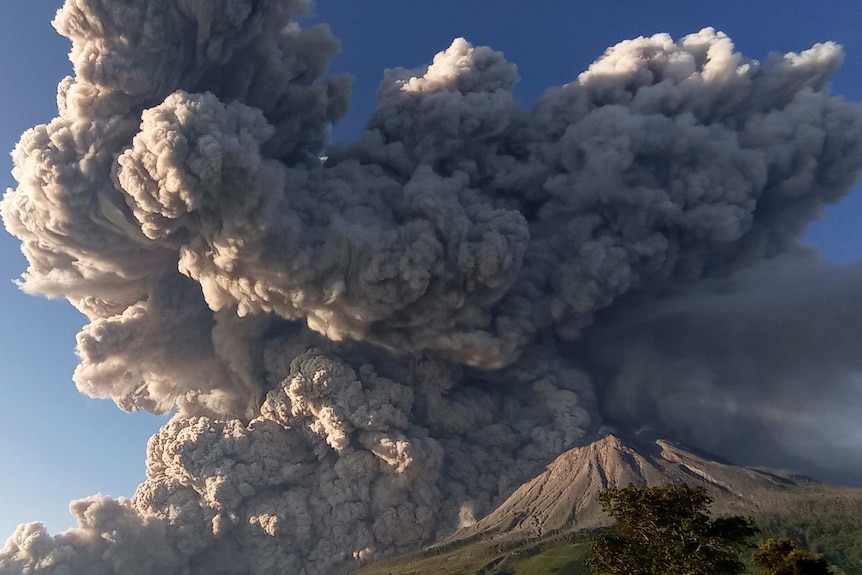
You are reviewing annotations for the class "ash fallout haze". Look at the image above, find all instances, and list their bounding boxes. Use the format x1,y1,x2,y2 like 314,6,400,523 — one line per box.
2,1,862,574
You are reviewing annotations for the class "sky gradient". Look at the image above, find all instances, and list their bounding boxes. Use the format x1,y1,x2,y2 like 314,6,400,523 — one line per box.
1,0,860,538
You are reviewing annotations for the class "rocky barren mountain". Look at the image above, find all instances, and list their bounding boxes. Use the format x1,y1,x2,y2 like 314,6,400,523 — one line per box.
355,434,862,574
448,433,862,543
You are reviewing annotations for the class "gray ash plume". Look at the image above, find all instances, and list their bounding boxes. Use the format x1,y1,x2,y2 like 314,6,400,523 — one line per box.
2,2,862,574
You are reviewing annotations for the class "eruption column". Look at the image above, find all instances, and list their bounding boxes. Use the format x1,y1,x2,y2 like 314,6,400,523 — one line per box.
2,2,862,574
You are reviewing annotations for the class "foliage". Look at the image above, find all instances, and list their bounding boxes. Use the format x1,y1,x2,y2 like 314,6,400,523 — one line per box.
753,538,834,575
758,513,862,574
585,484,758,575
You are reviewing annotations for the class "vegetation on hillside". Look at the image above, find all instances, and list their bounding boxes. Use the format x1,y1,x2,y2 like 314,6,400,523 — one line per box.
754,538,834,575
586,484,758,575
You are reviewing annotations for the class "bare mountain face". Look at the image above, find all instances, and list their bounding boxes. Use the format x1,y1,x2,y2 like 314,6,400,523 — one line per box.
449,433,862,543
353,434,862,575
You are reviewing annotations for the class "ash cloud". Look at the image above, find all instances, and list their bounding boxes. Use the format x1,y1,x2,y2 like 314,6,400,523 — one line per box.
581,255,862,483
2,1,862,574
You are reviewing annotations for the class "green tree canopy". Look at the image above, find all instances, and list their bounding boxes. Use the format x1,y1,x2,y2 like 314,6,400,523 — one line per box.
753,537,834,575
586,483,758,575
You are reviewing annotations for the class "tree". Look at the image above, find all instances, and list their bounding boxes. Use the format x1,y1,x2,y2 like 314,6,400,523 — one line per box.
753,537,834,575
585,483,758,575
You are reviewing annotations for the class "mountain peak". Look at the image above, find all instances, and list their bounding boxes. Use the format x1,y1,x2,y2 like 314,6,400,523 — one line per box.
448,433,811,543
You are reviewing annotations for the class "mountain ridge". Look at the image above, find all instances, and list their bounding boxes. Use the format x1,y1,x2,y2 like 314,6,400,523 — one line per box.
446,433,838,543
354,433,862,574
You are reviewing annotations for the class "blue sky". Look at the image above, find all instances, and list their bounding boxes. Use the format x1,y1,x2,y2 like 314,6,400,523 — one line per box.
0,0,860,537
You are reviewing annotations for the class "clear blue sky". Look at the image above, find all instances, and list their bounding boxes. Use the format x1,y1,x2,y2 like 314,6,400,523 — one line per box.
1,0,860,537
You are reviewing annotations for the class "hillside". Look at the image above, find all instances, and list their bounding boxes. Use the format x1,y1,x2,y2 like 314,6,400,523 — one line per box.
450,433,851,541
353,434,862,575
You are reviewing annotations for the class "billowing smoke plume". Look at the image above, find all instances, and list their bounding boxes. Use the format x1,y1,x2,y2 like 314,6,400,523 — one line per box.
2,1,862,573
580,255,862,484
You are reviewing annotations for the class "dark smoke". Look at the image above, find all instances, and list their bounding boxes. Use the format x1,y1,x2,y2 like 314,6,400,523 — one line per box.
580,255,862,484
2,1,862,574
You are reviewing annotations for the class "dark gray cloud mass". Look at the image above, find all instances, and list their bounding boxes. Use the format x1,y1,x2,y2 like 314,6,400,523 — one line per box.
2,1,862,574
581,256,862,483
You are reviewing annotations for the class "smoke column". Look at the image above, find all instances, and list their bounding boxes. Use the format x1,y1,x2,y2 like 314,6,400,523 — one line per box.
2,1,862,573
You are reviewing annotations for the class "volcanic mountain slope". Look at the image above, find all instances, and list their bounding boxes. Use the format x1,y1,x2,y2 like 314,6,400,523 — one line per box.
448,433,862,543
354,434,862,575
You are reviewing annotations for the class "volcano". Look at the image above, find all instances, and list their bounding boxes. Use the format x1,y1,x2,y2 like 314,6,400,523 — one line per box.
352,434,862,574
450,433,861,543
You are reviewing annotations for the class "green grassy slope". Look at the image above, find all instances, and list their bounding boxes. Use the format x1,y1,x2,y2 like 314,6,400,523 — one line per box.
351,537,593,575
351,518,862,575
